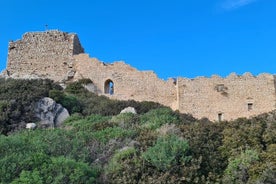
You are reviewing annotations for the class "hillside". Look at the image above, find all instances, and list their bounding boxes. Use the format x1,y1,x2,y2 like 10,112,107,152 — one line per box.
0,79,275,183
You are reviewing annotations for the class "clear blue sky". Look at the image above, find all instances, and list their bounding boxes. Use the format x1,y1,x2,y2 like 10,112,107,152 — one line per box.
1,0,276,79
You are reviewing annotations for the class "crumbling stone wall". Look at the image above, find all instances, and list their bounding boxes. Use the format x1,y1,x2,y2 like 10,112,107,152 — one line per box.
7,30,84,81
177,73,276,121
4,30,276,121
73,54,177,108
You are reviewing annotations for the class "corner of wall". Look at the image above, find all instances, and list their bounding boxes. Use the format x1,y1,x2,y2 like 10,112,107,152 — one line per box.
72,34,84,55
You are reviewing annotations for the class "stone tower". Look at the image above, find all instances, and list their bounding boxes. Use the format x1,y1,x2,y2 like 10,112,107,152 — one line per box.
6,30,84,81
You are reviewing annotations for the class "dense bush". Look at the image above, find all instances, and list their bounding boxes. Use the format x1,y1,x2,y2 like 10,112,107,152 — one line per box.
49,89,82,114
0,78,61,135
0,129,100,183
1,79,276,183
142,135,191,171
223,149,259,183
139,108,181,130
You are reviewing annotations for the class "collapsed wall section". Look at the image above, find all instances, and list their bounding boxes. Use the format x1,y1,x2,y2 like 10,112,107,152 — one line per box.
177,73,276,121
7,30,84,81
73,54,177,108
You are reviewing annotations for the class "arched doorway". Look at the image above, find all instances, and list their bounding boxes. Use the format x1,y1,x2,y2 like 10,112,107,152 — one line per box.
104,79,114,95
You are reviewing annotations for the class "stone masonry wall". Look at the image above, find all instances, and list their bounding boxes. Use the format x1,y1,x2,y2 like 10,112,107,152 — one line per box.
4,30,276,121
177,73,276,121
7,30,84,81
73,54,177,108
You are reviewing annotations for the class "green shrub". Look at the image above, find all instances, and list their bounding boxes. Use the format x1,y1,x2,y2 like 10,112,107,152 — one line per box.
63,113,83,125
49,89,82,114
66,114,112,132
65,81,87,94
223,149,259,183
142,135,191,171
48,89,64,102
78,78,93,85
92,127,136,143
11,170,43,184
220,118,266,158
106,147,137,174
0,128,100,183
110,113,139,129
140,108,180,130
0,78,61,134
179,121,227,182
11,157,98,184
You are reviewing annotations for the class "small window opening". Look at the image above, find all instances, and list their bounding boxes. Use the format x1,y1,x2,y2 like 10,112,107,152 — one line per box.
104,79,114,95
218,113,223,122
248,103,253,111
215,84,227,92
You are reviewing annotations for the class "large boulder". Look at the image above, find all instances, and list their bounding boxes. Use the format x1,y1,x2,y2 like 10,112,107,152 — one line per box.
35,97,70,128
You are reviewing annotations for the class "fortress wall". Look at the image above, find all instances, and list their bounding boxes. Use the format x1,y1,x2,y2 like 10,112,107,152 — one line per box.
177,73,276,121
73,54,177,107
7,30,84,81
5,30,276,121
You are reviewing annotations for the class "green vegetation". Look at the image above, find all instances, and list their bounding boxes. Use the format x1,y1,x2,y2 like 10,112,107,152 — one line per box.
142,135,191,171
0,78,61,135
0,78,275,183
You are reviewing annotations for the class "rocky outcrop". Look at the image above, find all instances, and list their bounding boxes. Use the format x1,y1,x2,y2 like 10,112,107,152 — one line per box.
35,97,70,128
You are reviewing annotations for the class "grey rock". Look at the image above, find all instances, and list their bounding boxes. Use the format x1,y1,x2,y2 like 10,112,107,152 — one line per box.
120,107,137,114
26,123,36,129
67,69,75,79
35,97,70,128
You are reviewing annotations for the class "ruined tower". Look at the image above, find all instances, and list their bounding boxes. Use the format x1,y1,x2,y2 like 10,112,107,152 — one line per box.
6,30,84,81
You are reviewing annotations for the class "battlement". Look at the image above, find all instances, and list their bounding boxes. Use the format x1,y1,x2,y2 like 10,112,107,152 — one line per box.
3,30,276,121
177,72,276,120
181,72,274,81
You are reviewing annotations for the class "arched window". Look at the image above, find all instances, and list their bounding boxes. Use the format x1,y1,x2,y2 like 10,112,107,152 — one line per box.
104,79,114,95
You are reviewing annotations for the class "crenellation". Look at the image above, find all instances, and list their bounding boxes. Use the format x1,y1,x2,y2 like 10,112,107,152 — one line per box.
3,30,276,121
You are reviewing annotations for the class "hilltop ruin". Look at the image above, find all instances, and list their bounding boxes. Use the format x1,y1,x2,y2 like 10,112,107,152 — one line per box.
3,30,276,121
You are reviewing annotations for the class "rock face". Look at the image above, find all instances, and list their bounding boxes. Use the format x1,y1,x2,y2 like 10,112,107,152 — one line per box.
120,107,137,114
35,97,70,128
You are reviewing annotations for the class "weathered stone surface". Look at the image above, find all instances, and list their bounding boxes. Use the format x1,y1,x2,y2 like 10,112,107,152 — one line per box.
35,97,69,127
7,30,84,82
83,83,98,93
120,107,137,114
66,69,76,79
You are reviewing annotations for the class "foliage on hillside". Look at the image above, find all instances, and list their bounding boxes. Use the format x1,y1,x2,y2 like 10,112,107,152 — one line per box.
0,79,163,135
0,78,61,135
0,78,275,183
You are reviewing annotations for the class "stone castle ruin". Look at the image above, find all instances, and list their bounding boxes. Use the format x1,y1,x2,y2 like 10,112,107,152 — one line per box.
3,30,276,121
